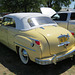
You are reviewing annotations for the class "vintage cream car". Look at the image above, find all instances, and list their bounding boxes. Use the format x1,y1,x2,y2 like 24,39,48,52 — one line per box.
0,13,75,65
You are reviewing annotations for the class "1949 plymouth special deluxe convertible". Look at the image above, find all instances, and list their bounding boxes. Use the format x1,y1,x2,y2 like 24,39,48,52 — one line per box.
0,13,75,65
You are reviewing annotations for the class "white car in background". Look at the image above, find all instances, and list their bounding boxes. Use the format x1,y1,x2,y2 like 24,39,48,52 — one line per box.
41,7,75,36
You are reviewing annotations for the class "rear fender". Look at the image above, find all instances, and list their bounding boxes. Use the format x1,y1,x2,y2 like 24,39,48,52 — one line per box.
15,35,42,61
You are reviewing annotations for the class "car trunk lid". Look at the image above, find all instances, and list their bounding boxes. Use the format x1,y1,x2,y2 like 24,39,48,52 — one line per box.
40,7,56,17
35,25,75,55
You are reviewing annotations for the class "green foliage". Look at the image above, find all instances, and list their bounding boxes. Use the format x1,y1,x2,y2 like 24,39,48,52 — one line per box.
47,0,72,11
0,0,74,12
1,0,47,12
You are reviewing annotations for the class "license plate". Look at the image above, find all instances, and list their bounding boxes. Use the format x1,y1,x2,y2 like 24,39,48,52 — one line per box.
59,37,68,43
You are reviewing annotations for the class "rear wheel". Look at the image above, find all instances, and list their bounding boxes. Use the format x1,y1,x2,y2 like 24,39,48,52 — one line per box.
19,47,29,64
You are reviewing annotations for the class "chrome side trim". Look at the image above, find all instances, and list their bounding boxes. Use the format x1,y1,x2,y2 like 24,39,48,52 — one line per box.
40,27,45,29
27,37,39,41
15,42,36,52
58,41,70,47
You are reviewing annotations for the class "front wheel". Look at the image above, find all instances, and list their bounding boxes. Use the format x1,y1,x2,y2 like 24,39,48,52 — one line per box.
19,47,29,64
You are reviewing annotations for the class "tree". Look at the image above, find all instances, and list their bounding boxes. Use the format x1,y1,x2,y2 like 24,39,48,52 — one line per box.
1,0,74,12
1,0,47,12
47,0,74,11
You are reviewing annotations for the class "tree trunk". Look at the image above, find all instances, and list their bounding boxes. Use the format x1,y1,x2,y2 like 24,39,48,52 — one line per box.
47,1,52,8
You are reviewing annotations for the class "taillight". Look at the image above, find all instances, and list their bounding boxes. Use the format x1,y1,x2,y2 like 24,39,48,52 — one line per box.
35,41,40,45
71,32,74,36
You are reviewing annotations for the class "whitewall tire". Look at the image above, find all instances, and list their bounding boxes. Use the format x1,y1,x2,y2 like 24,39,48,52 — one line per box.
19,47,29,64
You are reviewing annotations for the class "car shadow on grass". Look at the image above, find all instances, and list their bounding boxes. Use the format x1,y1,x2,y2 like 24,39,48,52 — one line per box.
0,43,75,75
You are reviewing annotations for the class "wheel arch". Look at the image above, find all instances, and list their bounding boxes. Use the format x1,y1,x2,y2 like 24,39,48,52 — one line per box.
16,46,20,54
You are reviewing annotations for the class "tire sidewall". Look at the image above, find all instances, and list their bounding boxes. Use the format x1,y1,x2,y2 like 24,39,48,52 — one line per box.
19,47,29,64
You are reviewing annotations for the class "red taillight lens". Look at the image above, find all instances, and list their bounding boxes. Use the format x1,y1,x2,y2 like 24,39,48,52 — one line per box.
35,41,40,45
71,32,74,36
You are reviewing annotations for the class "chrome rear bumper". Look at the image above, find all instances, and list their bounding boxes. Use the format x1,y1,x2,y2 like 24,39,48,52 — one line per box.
35,49,75,65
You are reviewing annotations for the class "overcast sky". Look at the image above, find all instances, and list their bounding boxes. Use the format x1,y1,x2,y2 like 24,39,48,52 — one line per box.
69,1,75,8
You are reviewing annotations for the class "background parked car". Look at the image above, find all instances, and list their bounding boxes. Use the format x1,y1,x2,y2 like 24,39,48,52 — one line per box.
40,7,75,36
51,10,75,36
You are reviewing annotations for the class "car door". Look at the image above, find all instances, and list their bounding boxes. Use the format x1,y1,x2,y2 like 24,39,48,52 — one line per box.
7,26,17,51
0,17,9,46
68,12,75,33
3,17,17,51
0,17,17,51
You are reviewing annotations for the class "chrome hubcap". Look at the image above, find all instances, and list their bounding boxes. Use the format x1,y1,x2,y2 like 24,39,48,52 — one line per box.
22,49,28,61
19,48,29,64
22,50,28,57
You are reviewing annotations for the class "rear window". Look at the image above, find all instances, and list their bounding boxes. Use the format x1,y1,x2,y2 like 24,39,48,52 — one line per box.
28,17,55,27
70,13,75,20
52,13,68,21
